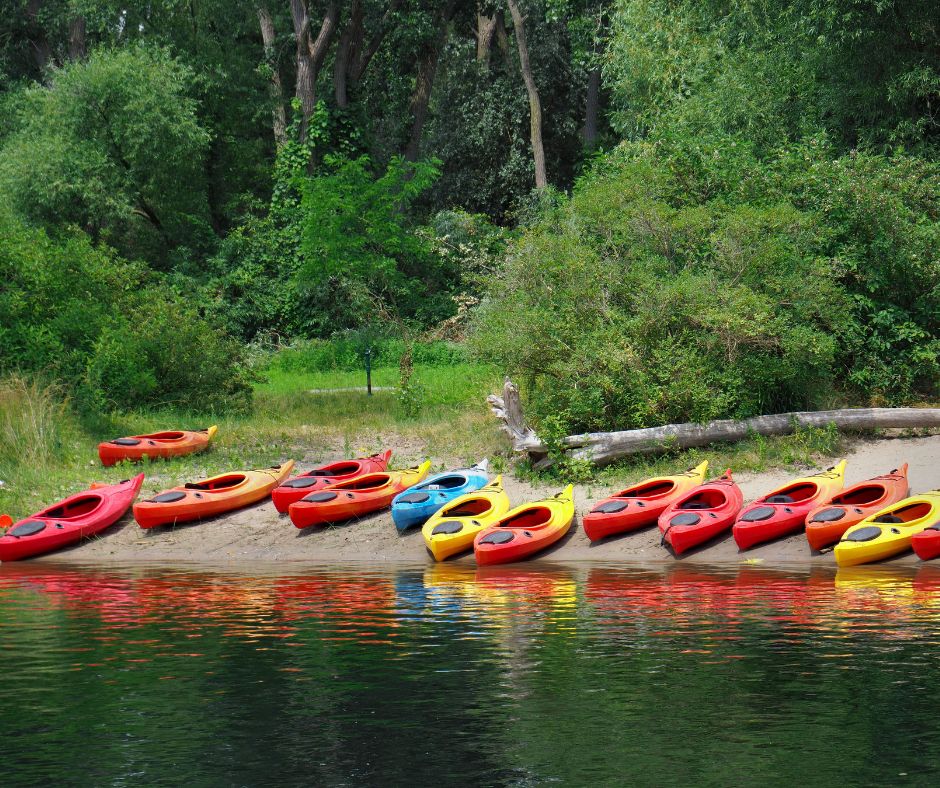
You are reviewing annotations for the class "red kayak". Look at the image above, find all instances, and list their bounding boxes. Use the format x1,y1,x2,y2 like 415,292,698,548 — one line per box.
0,474,144,561
733,461,846,550
582,462,708,541
911,517,940,561
271,450,391,513
805,464,910,551
658,471,744,556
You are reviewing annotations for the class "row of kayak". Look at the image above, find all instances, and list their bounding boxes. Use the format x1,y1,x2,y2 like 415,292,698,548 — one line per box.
2,433,938,567
587,459,940,567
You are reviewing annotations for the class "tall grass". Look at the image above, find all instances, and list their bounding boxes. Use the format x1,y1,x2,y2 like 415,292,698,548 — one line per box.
0,376,68,468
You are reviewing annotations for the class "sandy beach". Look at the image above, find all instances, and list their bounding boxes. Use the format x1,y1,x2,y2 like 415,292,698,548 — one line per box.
35,434,940,568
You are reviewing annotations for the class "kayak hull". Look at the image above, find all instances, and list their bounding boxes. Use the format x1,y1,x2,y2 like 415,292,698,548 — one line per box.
658,471,744,556
582,462,708,541
834,492,940,567
133,462,294,528
289,462,431,528
733,461,847,550
912,528,940,561
98,427,217,466
0,475,144,561
271,450,392,513
422,477,511,561
474,486,574,566
804,465,910,551
391,463,489,531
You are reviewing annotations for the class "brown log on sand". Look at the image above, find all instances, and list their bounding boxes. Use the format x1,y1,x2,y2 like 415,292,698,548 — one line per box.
487,377,940,468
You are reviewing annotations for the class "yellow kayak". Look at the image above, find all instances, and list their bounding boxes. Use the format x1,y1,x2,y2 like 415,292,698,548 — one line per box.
422,476,511,561
834,491,940,567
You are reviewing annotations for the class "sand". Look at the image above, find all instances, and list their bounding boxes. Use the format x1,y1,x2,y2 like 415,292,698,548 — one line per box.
34,434,940,569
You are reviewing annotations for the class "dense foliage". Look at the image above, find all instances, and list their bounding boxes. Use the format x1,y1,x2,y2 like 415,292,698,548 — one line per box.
0,210,252,413
0,1,936,424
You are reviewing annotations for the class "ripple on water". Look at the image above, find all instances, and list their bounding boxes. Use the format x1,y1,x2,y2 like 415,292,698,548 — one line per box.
2,561,940,784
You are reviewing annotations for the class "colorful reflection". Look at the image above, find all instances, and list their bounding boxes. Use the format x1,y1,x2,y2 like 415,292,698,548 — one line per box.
3,562,940,784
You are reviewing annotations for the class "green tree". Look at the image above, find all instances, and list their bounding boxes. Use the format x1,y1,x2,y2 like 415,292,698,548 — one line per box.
0,44,211,264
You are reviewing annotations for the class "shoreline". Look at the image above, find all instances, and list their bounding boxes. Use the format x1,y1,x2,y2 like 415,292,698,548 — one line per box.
8,434,939,570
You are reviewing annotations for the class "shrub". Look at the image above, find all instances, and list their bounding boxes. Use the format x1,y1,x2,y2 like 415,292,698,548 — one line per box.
472,140,938,434
0,210,254,414
81,299,254,414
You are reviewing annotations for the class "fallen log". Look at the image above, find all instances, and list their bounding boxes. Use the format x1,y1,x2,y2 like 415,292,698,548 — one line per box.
487,378,940,467
560,408,940,466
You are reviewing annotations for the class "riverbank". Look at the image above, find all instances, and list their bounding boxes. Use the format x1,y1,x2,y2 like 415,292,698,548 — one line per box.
34,433,939,568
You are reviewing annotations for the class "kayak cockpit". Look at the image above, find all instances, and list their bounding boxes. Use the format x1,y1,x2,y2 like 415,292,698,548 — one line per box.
679,489,727,510
831,485,887,506
419,475,470,491
443,498,494,517
334,475,391,491
761,482,818,504
307,462,360,477
498,506,553,531
40,495,104,520
138,431,187,442
614,479,675,499
184,475,247,492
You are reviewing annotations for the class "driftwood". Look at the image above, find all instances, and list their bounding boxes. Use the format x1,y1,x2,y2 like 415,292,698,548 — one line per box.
486,377,546,455
488,378,940,467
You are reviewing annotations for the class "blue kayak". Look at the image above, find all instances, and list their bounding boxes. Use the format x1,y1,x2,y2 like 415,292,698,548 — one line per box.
391,461,489,531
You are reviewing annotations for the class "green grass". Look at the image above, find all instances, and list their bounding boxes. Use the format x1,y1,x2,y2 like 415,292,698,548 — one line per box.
0,362,869,524
0,363,506,520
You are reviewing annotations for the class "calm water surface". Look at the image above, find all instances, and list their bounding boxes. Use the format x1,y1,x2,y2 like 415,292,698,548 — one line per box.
2,561,940,785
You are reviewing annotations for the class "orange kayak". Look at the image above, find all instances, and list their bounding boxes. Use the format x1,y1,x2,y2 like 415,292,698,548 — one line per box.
805,464,910,551
98,426,218,466
133,461,294,529
289,462,431,528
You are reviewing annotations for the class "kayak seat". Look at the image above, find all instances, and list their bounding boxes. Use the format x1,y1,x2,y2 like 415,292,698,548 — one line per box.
593,501,629,514
811,508,846,522
680,502,710,510
766,494,795,504
111,438,141,446
845,526,883,542
432,520,463,535
9,520,47,537
281,477,320,489
479,530,514,545
150,491,186,504
872,514,903,524
741,506,775,522
303,491,338,503
399,492,431,504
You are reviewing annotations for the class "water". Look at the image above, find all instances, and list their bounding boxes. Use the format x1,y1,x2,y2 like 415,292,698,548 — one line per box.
3,561,940,785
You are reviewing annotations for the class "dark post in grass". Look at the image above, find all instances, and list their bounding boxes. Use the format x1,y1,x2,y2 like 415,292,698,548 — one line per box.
364,346,373,396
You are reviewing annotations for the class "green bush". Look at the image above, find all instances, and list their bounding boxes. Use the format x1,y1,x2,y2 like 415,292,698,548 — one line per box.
0,210,253,414
81,299,253,414
472,140,938,434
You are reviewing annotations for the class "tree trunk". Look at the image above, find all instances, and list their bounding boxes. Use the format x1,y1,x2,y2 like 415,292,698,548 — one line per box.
258,5,287,146
404,2,456,162
290,0,337,142
350,0,400,86
68,16,86,60
583,67,600,146
333,0,363,108
477,11,497,63
26,0,51,74
507,0,547,189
